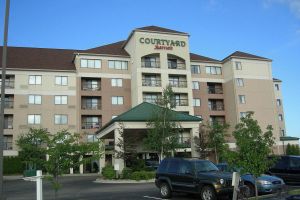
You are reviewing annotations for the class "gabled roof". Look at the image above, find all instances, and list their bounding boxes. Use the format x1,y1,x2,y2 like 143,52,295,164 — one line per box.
135,25,188,35
273,78,282,82
222,51,271,62
190,53,220,63
0,46,77,71
97,102,201,133
82,40,130,57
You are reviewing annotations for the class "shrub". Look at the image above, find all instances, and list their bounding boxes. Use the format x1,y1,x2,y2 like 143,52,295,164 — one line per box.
130,159,146,172
130,171,155,181
122,167,132,179
4,156,23,175
102,165,116,179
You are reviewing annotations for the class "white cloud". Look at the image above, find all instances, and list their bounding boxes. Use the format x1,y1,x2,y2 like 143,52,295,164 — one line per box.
263,0,300,18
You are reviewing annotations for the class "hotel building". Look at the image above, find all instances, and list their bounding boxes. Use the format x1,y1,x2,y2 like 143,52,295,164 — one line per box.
0,26,293,173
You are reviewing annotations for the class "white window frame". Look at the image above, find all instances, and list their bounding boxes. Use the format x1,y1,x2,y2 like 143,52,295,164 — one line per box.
111,96,124,105
236,78,244,87
54,95,68,105
235,61,242,70
240,112,247,118
29,75,42,85
239,95,246,104
278,114,283,121
80,59,101,69
192,81,200,90
276,99,281,106
54,114,68,125
28,114,41,124
191,65,201,74
108,60,128,70
111,78,123,87
28,95,42,104
275,84,280,91
193,98,201,107
55,76,68,86
205,66,222,75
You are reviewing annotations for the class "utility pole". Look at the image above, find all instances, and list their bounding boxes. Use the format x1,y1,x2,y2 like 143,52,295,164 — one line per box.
0,0,11,199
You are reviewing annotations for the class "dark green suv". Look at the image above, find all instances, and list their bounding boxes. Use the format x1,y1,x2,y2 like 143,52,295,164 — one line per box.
155,158,234,200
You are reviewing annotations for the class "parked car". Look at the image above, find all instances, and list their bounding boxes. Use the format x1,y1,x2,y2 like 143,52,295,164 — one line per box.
267,155,300,185
155,157,238,200
216,163,285,196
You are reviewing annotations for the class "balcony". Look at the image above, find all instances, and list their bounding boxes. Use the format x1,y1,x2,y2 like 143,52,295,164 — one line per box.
143,97,161,104
0,100,14,109
178,137,191,148
168,62,186,70
142,79,161,87
169,80,187,88
0,80,14,89
210,116,225,125
173,98,188,106
207,86,223,94
208,102,225,111
81,103,101,110
81,83,101,91
4,142,13,150
141,61,160,68
81,122,101,129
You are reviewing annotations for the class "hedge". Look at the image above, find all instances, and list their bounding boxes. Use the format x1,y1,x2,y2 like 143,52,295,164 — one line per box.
4,156,23,175
102,165,116,179
130,171,155,181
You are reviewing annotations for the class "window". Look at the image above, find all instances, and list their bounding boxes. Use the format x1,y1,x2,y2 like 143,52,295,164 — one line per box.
54,96,68,105
191,65,201,74
54,114,68,125
205,66,222,75
29,75,42,85
28,114,41,124
28,95,42,104
143,94,160,104
278,114,283,121
240,112,247,118
108,60,128,70
192,81,200,90
112,96,124,105
239,95,246,104
235,61,242,70
111,78,123,87
275,84,280,91
236,78,244,87
281,129,285,136
55,76,68,86
277,99,282,106
168,159,180,174
193,99,201,107
80,59,101,68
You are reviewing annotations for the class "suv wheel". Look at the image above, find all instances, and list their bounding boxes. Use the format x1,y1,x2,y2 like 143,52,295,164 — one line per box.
201,186,216,200
160,182,172,199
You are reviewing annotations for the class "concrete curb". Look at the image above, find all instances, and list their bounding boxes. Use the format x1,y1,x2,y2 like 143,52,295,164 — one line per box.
94,178,155,184
4,175,23,181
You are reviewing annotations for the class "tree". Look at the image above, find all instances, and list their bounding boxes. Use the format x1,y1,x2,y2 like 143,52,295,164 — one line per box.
207,122,230,163
144,85,182,162
226,112,275,199
194,124,210,159
17,129,103,199
286,144,300,155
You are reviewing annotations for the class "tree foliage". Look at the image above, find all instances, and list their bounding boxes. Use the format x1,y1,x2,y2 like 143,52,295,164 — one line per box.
194,124,210,159
286,144,300,155
144,85,182,162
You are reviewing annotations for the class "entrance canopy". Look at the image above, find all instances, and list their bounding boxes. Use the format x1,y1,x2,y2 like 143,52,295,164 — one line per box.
95,102,201,139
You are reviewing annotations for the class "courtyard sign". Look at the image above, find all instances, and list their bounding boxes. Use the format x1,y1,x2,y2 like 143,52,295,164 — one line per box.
139,37,186,50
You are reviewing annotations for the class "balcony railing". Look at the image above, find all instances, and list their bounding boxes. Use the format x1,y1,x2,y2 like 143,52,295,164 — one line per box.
169,80,187,88
4,122,13,129
172,98,188,106
4,142,13,150
143,97,160,104
81,83,101,91
0,100,14,109
210,119,225,126
81,103,101,110
142,79,161,87
209,103,224,111
0,80,15,89
178,137,191,148
81,122,101,129
141,61,160,68
168,62,186,70
207,86,223,94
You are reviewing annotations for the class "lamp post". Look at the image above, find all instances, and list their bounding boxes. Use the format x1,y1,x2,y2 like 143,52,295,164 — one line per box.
0,0,10,199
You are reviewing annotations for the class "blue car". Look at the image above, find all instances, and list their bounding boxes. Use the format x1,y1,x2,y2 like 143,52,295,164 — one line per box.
216,163,285,197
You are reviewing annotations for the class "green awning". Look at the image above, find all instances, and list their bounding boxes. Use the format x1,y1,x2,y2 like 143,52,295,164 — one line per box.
280,136,299,141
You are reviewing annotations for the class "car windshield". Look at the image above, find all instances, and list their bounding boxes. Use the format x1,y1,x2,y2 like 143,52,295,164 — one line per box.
195,160,219,172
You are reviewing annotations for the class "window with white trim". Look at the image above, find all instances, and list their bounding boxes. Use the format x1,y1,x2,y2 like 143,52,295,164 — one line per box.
191,65,201,74
278,114,283,121
112,96,124,105
55,76,68,86
240,112,248,118
239,95,246,104
54,114,68,125
235,61,242,70
275,84,280,91
236,78,244,87
108,60,128,70
28,95,42,104
54,96,68,105
192,81,200,90
193,99,201,107
111,78,123,87
28,114,41,124
205,66,222,75
276,99,281,106
80,59,101,68
29,75,42,85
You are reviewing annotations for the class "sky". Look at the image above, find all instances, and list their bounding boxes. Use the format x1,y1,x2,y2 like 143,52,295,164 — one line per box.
0,0,300,138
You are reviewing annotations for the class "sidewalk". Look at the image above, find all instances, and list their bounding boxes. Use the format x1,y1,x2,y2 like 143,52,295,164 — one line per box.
4,173,100,181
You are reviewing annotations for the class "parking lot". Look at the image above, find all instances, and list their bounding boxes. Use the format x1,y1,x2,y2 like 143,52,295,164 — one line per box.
4,175,300,200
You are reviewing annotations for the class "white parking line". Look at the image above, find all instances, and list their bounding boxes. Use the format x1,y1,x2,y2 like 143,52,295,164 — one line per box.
143,195,164,200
